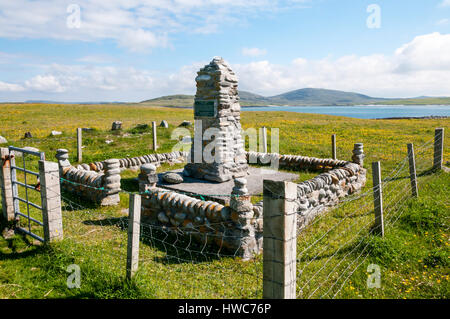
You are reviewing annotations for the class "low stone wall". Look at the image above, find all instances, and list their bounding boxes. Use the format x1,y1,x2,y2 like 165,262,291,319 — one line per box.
247,151,348,171
138,164,262,260
56,149,121,206
295,161,366,230
247,148,367,231
76,151,188,172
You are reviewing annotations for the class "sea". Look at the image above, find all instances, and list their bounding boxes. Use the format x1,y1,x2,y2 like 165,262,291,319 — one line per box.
241,105,450,119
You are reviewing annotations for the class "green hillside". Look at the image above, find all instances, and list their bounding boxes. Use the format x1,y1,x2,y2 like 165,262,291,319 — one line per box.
138,88,450,107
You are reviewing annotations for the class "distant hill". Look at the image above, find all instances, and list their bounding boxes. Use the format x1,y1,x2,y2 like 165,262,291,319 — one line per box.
140,88,389,107
267,88,387,106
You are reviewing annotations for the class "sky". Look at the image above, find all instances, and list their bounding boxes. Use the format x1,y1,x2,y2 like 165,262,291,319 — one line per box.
0,0,449,102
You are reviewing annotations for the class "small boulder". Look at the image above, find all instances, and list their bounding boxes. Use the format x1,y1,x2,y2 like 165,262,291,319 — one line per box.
159,120,169,128
105,140,113,144
0,136,7,144
162,172,184,184
51,130,62,136
24,132,32,139
179,120,192,127
111,121,122,131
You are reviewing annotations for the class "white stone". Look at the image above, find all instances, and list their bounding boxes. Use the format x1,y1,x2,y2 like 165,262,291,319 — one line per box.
51,130,62,136
0,136,7,144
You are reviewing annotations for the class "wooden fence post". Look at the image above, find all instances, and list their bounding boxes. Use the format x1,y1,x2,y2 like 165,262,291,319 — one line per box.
152,121,158,151
331,134,337,160
260,127,268,153
77,128,82,163
0,148,15,222
263,180,297,299
39,160,63,242
372,161,384,237
433,128,444,171
407,143,418,198
126,194,141,280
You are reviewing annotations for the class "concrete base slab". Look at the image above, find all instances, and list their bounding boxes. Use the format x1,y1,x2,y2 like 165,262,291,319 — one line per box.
157,167,298,205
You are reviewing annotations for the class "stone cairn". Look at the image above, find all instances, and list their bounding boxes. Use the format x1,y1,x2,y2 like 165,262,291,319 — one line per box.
55,149,121,206
183,57,248,182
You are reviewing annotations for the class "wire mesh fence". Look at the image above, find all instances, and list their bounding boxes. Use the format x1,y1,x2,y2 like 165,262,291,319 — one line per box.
0,129,447,299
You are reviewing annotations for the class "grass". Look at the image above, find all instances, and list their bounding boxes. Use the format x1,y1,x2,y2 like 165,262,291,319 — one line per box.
0,103,449,299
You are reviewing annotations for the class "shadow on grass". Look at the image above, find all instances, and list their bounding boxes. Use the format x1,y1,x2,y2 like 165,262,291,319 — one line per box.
81,216,230,265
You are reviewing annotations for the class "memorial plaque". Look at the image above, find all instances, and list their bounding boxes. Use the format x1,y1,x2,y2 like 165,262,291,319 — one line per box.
194,100,216,117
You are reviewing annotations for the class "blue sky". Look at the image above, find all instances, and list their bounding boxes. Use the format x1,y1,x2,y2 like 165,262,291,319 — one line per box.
0,0,449,102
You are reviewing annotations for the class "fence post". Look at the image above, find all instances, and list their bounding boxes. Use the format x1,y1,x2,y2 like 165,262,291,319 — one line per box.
0,148,15,222
77,128,82,163
39,160,63,243
433,128,444,171
260,127,268,153
152,121,158,151
407,143,418,198
331,134,337,160
371,161,384,237
263,180,297,299
126,194,141,280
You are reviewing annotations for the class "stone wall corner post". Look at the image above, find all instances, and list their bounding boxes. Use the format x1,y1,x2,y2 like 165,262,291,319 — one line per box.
263,179,297,299
39,160,63,243
101,158,121,206
230,177,259,260
352,143,365,167
0,147,15,222
55,148,71,176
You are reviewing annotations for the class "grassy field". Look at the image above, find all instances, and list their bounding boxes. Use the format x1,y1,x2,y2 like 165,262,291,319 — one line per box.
0,103,448,299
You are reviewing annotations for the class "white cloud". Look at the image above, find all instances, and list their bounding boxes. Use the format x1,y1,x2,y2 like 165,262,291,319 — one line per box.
436,18,449,25
4,32,450,101
0,81,25,92
0,0,305,52
234,33,450,97
439,0,450,7
25,75,66,92
242,48,267,57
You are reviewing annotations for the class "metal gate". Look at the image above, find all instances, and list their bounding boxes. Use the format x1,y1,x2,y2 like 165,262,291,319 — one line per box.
9,146,46,242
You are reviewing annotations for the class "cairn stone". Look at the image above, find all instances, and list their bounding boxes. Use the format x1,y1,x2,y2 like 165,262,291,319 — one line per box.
162,172,184,184
56,149,71,171
183,57,248,183
139,164,158,193
352,143,365,167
